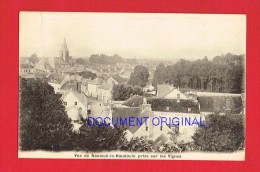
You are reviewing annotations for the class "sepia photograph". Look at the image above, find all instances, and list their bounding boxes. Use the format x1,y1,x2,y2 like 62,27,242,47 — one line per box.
18,12,246,160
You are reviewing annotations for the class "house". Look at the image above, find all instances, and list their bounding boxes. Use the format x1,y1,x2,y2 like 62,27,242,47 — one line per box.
19,64,34,77
87,77,104,99
143,84,155,93
60,80,78,93
106,74,127,85
47,73,69,94
115,95,201,144
197,94,243,116
61,88,88,131
157,84,188,100
119,70,132,79
80,78,92,96
98,83,113,103
34,57,54,73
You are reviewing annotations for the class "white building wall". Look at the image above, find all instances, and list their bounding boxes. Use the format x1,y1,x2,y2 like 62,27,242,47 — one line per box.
63,92,88,118
152,111,201,143
48,83,61,94
88,84,98,98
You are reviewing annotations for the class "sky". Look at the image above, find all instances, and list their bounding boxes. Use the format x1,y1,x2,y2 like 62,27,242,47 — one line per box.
19,12,246,60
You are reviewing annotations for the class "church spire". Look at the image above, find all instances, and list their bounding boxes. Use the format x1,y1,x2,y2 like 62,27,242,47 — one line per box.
60,37,69,62
61,37,68,51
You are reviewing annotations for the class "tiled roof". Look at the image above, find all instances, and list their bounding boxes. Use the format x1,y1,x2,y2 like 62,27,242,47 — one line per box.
148,98,200,113
157,84,172,98
63,89,88,108
99,83,113,90
88,78,104,85
123,95,144,107
123,96,200,113
60,81,77,91
47,73,66,84
111,74,127,83
101,74,109,80
112,107,149,134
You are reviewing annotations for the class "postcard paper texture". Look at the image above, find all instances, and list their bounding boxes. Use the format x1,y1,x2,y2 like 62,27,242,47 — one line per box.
18,12,246,160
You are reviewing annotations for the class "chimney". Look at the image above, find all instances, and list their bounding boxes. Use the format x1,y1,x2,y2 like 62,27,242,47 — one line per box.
142,97,151,111
77,82,81,92
177,93,180,103
143,97,147,104
193,94,198,103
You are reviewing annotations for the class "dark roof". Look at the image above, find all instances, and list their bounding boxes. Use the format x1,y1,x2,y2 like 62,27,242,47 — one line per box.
60,81,77,91
198,96,243,114
99,83,113,90
101,73,109,80
62,89,88,107
20,64,33,69
123,95,144,107
148,98,200,113
123,96,200,113
111,74,127,83
88,78,104,85
47,73,66,84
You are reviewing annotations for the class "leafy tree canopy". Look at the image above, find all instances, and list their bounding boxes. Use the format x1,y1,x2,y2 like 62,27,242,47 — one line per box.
128,65,149,87
192,114,244,152
19,78,74,151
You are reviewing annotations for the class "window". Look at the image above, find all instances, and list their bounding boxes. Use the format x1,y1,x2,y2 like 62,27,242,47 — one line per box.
75,102,77,105
160,126,163,131
63,102,67,106
146,126,148,131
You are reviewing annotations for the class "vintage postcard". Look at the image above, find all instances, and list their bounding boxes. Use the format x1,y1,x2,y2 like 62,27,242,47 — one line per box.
18,12,246,160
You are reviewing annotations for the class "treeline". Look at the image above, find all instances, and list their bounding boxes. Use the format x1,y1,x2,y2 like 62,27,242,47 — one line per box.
89,54,123,64
153,53,245,93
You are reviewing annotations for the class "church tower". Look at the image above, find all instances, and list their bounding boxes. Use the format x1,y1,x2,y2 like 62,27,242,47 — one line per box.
60,38,69,62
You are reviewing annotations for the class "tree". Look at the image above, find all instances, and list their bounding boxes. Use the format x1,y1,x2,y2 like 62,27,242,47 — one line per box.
128,65,149,87
192,114,244,152
76,123,126,151
152,63,166,87
112,84,143,101
121,137,155,152
224,65,244,93
19,78,74,151
151,53,245,93
76,58,87,65
78,71,97,79
89,54,123,64
30,53,39,64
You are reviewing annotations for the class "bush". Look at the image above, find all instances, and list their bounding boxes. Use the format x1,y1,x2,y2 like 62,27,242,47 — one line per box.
192,114,244,152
